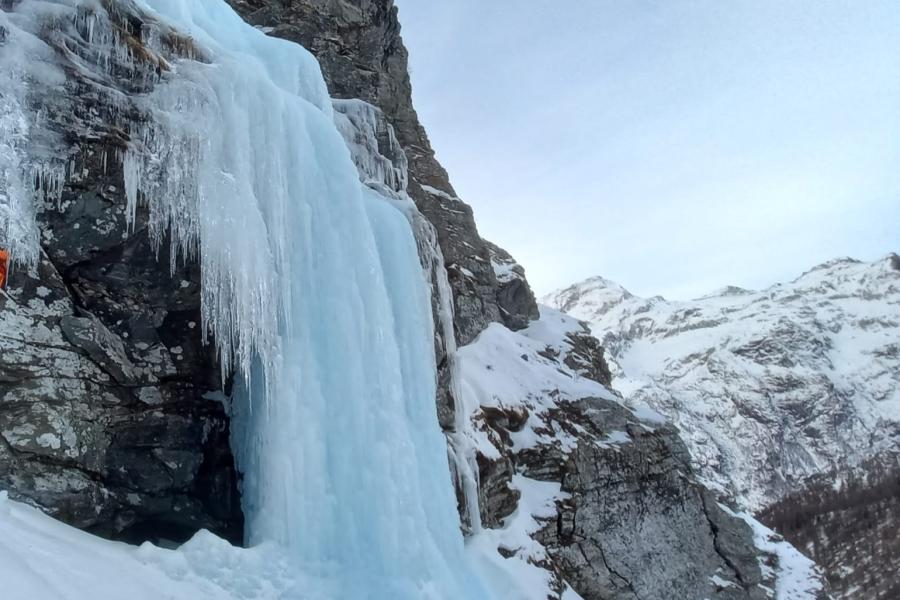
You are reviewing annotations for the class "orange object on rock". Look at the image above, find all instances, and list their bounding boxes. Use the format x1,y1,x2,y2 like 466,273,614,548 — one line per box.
0,248,9,290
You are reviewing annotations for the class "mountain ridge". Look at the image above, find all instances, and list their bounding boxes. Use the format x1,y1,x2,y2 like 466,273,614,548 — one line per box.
544,252,900,509
546,253,900,599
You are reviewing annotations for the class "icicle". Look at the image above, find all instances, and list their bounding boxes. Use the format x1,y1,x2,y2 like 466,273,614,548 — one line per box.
333,99,409,195
331,96,489,535
124,0,490,596
0,17,39,274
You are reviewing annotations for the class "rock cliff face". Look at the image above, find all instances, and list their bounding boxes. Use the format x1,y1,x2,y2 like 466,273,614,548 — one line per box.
1,0,242,544
458,310,824,599
1,1,827,598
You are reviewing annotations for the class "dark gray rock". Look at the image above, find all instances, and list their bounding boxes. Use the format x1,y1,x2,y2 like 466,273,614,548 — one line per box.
470,327,808,599
0,2,242,545
562,322,614,387
485,241,541,332
1,254,241,544
476,404,529,528
536,400,770,599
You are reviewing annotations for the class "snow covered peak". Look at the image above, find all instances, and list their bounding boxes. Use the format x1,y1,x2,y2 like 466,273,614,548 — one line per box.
545,255,900,510
542,276,646,327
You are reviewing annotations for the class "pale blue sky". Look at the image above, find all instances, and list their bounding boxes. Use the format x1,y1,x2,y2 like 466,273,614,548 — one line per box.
395,1,900,299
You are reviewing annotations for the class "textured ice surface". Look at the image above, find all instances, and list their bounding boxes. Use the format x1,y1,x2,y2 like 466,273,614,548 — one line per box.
330,96,485,536
333,99,408,197
3,0,489,597
122,0,336,380
129,0,487,597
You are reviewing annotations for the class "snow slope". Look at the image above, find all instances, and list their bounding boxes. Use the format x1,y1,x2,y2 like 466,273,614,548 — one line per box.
545,255,900,510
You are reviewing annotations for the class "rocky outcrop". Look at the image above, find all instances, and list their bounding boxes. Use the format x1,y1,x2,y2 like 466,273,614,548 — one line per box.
1,251,241,545
459,310,825,599
0,0,242,544
532,399,769,600
485,240,542,331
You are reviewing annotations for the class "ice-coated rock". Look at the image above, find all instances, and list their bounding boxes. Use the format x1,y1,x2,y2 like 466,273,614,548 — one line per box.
0,0,241,544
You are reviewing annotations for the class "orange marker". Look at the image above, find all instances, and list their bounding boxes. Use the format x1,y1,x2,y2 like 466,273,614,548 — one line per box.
0,248,9,290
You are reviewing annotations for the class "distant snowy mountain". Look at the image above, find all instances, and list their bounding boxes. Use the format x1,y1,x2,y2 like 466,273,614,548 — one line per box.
544,254,900,511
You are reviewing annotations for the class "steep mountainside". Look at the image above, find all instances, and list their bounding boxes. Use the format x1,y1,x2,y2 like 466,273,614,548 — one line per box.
1,1,826,598
459,309,825,600
545,255,900,511
546,255,900,599
761,460,900,600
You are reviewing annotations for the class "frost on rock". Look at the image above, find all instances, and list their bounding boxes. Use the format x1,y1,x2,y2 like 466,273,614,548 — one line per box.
0,8,67,273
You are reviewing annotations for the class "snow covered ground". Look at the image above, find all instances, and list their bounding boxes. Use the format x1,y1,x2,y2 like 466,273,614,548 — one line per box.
1,490,268,600
718,504,825,600
2,485,579,600
467,476,583,600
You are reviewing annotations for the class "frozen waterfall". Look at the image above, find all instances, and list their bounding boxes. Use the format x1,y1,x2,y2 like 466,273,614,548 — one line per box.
122,0,487,597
